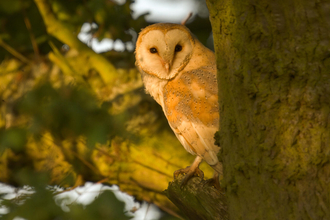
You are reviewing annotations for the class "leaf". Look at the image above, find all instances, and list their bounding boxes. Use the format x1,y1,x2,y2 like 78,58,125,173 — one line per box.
68,190,132,220
0,128,27,153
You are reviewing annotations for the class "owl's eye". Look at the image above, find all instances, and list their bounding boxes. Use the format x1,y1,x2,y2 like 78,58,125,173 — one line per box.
150,48,158,53
175,45,182,52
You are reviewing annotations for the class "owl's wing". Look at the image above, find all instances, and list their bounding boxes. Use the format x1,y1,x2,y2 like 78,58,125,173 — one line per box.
163,66,220,166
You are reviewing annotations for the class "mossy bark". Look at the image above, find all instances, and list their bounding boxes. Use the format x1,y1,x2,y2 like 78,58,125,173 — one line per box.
166,175,228,220
206,0,330,219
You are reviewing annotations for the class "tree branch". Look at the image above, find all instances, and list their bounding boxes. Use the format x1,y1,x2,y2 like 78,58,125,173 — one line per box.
33,0,118,85
165,175,229,220
23,8,40,60
0,39,31,65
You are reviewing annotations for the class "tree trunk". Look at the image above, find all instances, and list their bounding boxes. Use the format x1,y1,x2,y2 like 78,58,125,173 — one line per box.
206,0,330,219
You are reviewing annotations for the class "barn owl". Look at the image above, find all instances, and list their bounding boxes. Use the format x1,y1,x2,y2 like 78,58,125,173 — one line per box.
135,23,222,186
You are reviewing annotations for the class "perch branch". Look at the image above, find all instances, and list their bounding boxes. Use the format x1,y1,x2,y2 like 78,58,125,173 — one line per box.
165,174,229,220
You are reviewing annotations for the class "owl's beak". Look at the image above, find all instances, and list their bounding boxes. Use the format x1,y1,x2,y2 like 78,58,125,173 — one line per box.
164,62,170,73
161,58,172,73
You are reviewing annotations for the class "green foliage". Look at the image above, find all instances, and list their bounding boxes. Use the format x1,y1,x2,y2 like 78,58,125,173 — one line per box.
0,170,130,220
0,0,214,218
0,128,27,153
0,81,136,155
67,191,131,220
2,189,131,220
2,188,65,220
16,83,127,147
0,0,50,58
0,0,148,61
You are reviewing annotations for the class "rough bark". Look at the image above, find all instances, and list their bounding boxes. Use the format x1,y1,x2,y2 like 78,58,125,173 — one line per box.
166,174,228,220
206,0,330,219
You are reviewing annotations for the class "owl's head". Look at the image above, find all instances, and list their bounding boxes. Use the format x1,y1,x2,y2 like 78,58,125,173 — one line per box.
135,23,195,80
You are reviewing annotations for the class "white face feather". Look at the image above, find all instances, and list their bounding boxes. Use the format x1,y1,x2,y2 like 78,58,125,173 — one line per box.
136,29,193,80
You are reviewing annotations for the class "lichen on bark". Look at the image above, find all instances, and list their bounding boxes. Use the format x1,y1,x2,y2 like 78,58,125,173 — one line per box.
206,0,330,219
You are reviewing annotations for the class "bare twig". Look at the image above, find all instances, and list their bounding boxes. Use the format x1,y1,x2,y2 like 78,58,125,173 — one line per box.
23,8,40,60
69,150,100,174
0,39,31,64
129,177,166,194
96,177,110,184
95,146,116,159
132,159,172,178
181,12,193,25
152,151,182,169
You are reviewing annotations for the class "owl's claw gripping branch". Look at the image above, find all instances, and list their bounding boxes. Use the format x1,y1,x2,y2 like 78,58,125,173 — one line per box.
173,156,204,187
202,172,221,191
174,166,204,187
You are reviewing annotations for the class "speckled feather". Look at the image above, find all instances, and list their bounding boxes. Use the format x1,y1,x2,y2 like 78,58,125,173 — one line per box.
164,66,219,165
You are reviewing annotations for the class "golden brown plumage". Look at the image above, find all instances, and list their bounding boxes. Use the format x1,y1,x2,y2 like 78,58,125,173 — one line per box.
135,23,221,186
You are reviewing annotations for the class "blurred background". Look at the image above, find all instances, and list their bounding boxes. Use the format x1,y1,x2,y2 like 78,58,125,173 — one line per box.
0,0,213,219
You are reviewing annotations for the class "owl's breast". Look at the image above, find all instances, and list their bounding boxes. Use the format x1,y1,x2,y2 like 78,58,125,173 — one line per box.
163,67,219,128
162,67,220,165
139,69,168,108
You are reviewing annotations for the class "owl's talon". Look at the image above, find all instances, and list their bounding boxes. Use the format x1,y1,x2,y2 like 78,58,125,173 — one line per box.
173,166,188,178
202,173,221,190
173,166,204,187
